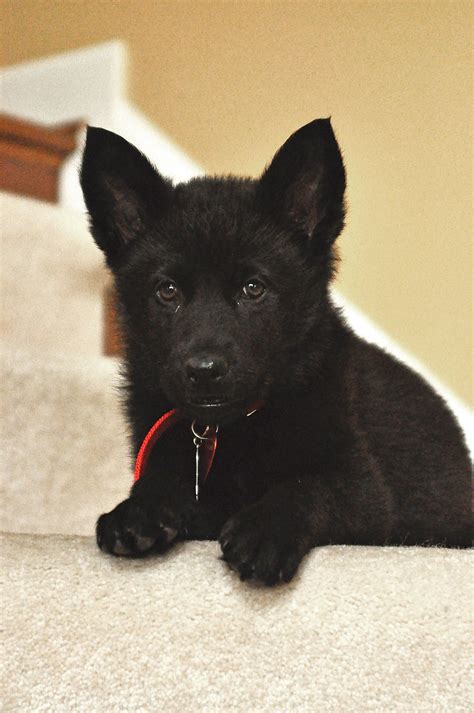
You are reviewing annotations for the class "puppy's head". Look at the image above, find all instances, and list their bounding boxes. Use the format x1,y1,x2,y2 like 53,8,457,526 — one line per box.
80,119,346,423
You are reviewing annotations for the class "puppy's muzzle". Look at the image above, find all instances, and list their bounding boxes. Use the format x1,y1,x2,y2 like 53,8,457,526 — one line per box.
184,353,230,390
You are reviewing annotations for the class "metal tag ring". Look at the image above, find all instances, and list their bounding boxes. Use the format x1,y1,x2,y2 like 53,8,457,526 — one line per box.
191,420,219,440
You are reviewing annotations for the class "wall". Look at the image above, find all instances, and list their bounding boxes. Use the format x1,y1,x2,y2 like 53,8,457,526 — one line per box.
2,0,472,406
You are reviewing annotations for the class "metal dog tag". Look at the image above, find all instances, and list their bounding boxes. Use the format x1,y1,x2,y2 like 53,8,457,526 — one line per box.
194,436,202,501
191,422,218,501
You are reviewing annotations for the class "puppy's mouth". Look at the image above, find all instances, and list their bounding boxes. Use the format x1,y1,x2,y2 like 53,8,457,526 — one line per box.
190,396,228,407
183,396,247,423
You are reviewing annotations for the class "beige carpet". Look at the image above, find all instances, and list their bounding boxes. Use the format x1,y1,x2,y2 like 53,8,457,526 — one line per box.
2,533,473,713
1,191,104,358
1,192,129,536
1,191,473,712
0,344,130,536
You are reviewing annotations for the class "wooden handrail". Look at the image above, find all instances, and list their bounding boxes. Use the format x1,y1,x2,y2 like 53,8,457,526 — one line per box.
0,113,83,155
0,112,84,203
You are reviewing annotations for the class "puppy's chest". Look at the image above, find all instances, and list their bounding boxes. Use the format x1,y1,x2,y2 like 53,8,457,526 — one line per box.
208,417,327,498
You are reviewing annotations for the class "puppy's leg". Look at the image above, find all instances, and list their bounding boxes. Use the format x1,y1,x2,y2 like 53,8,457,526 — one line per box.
96,497,180,557
219,465,393,585
97,482,232,557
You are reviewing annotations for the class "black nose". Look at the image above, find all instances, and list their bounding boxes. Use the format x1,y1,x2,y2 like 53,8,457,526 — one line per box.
185,354,229,387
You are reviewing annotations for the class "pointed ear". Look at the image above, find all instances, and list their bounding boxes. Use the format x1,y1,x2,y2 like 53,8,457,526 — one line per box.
257,118,346,247
80,127,173,267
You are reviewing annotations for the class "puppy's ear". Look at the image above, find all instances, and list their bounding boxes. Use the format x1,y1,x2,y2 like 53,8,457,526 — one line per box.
80,127,173,267
257,118,346,247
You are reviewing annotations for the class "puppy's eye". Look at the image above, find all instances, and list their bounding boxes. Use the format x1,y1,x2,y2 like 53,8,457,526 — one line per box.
156,280,179,303
242,279,266,300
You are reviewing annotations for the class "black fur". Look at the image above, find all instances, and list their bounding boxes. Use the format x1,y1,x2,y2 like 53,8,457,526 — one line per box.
80,119,472,585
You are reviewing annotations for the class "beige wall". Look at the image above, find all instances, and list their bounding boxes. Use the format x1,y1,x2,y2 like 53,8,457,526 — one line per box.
2,0,472,405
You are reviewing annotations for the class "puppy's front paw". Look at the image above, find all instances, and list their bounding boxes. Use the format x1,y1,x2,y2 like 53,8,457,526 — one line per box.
96,498,179,557
219,504,308,585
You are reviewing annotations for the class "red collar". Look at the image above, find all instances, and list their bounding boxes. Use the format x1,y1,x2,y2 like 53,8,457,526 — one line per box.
133,404,262,492
134,408,184,482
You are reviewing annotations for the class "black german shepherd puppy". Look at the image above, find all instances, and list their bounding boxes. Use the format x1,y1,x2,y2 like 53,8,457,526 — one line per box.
80,119,471,584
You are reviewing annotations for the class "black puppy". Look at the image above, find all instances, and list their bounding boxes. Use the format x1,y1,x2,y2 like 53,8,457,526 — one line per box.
80,119,471,585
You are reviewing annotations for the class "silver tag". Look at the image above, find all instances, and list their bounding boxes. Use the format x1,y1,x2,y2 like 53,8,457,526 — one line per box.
193,437,201,501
